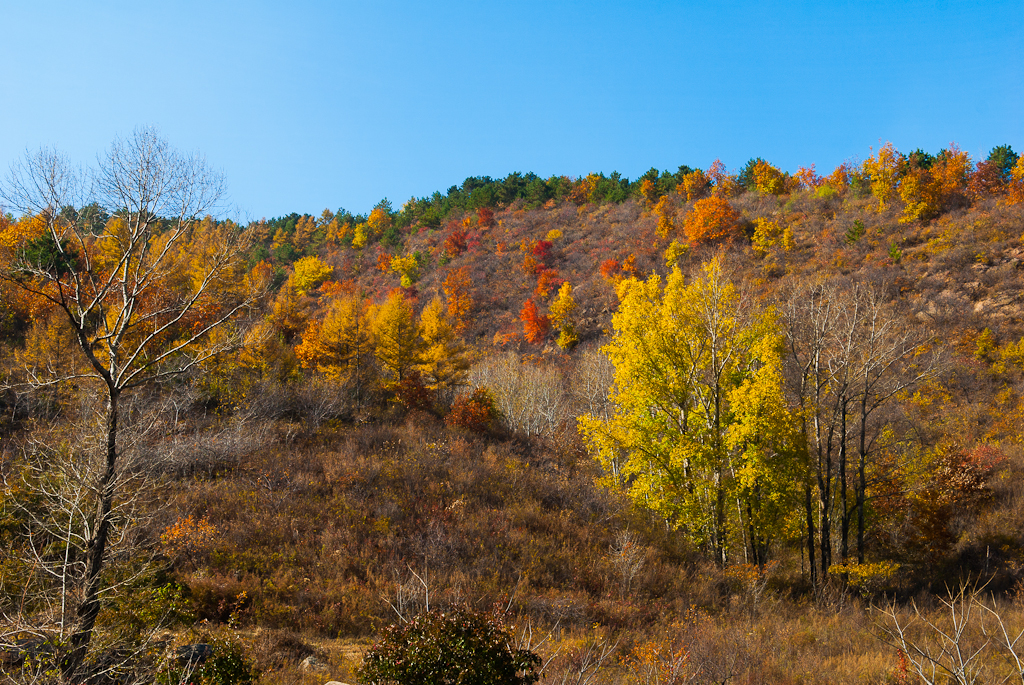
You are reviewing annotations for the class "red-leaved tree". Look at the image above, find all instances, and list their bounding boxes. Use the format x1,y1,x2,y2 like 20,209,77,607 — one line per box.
520,299,550,344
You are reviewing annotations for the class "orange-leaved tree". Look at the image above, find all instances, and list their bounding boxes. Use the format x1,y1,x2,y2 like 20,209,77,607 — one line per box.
477,206,495,228
1008,155,1024,205
899,143,972,223
795,164,823,190
442,266,473,334
520,299,550,344
683,196,741,246
707,159,737,197
535,268,562,299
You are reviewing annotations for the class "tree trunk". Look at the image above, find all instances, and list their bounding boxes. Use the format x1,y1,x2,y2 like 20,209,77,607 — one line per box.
857,396,868,563
715,480,728,567
62,387,118,679
818,450,832,579
805,482,816,586
840,400,849,563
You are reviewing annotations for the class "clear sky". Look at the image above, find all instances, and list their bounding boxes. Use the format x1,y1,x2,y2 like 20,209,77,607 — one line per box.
1,0,1021,220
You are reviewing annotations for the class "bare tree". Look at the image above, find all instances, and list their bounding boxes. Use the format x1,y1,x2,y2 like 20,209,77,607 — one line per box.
780,278,939,582
1,128,265,680
568,347,615,422
877,581,1024,685
469,353,568,437
848,286,940,562
609,530,646,599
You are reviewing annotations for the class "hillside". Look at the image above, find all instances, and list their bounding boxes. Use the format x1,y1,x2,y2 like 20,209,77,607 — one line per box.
2,143,1024,683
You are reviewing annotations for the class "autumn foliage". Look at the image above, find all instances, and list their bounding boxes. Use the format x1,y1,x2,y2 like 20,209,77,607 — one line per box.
683,196,741,245
534,268,562,299
446,387,499,433
443,228,468,258
442,267,473,334
519,299,549,344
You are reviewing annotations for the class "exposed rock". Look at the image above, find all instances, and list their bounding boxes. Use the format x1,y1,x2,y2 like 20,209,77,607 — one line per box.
974,292,1023,316
301,655,329,672
176,644,212,665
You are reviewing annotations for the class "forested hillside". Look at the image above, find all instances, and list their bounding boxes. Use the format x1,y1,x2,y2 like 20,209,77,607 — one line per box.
2,137,1024,684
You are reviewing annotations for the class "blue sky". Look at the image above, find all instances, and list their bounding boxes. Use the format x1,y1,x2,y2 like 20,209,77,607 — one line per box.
1,0,1020,220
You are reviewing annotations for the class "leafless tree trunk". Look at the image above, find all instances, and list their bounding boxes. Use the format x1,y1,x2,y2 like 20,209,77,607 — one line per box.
1,128,265,681
780,279,938,582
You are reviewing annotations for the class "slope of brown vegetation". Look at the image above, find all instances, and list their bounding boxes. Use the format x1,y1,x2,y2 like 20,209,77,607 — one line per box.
3,146,1024,683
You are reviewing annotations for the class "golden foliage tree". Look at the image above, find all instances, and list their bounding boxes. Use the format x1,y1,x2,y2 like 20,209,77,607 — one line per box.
442,266,473,334
751,217,793,257
579,257,798,565
390,254,419,288
292,255,333,295
268,276,314,342
862,142,901,210
654,195,676,239
371,290,422,385
678,169,711,202
639,178,658,207
548,281,579,350
416,296,469,392
296,293,373,381
751,160,788,195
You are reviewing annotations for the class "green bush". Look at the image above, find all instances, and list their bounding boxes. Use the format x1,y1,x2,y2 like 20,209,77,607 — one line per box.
357,607,540,685
158,635,258,685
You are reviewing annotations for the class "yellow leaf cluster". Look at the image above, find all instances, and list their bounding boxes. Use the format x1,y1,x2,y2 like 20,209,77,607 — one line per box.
548,281,578,350
292,255,333,296
417,297,469,391
751,217,792,257
752,160,787,195
654,196,675,239
862,142,901,211
296,293,371,380
678,169,711,202
389,254,419,288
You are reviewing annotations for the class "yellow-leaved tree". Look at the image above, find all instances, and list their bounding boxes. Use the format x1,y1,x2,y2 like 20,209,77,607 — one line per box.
370,290,422,386
292,255,333,295
653,195,676,239
862,142,902,211
751,160,788,195
548,281,579,350
578,256,799,566
416,297,469,393
390,254,419,287
296,293,373,383
268,275,314,343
